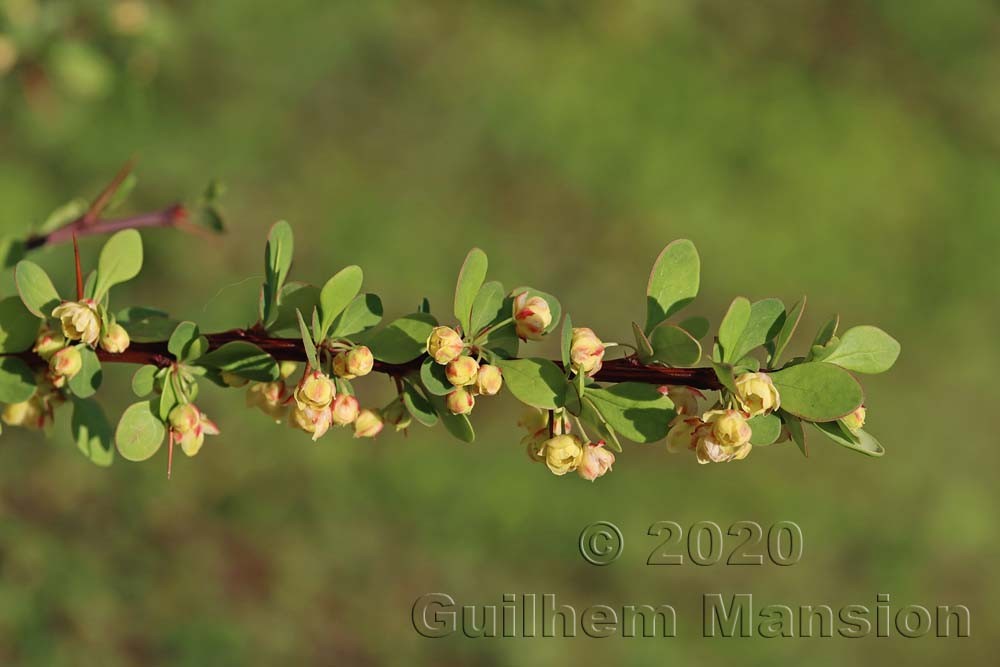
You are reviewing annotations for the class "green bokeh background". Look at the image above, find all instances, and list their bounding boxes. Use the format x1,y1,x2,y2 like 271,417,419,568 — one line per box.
1,1,997,664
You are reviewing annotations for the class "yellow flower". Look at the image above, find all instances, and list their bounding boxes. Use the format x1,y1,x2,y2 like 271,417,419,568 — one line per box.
474,364,503,395
577,442,615,481
99,322,130,354
290,405,333,441
168,404,200,433
665,416,701,453
513,292,551,341
294,370,335,410
353,409,384,438
695,409,752,464
445,388,475,415
246,381,289,422
842,405,866,432
426,326,464,365
734,372,780,417
2,399,43,430
52,299,101,346
542,434,584,476
570,327,605,377
445,355,479,387
522,430,549,463
171,405,219,456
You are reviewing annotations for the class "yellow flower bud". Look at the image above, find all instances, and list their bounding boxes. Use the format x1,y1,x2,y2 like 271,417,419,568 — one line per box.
168,404,200,434
52,299,101,347
842,405,866,432
353,409,384,438
246,381,288,421
426,326,464,365
330,394,360,426
278,361,298,379
577,442,615,481
445,355,479,387
33,328,65,361
695,409,752,464
382,400,412,431
570,327,605,377
333,346,375,379
49,346,82,380
734,372,781,417
2,399,43,430
517,407,548,433
542,434,584,476
294,370,335,410
220,372,249,388
290,405,332,441
512,292,552,341
445,388,475,415
474,364,503,395
100,322,130,354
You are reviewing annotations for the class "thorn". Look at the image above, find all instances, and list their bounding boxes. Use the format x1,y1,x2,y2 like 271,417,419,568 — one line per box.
73,232,84,300
83,158,136,225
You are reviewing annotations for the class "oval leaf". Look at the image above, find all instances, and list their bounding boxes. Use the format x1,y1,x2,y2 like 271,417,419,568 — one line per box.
67,346,102,398
365,313,437,364
645,239,700,333
586,383,676,443
718,297,750,363
729,298,784,363
262,220,294,325
419,357,454,396
115,401,166,462
814,325,900,374
94,229,143,299
0,357,36,403
329,293,383,338
748,413,782,446
197,342,279,381
0,296,39,353
319,265,363,338
15,260,60,318
454,248,488,333
496,358,568,410
649,323,702,367
769,362,864,422
72,398,115,467
813,422,885,458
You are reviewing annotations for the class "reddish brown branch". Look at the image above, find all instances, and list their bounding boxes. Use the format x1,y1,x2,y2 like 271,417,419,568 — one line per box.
24,204,189,250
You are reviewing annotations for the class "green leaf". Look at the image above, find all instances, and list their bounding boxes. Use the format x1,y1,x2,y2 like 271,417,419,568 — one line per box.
37,198,87,234
93,229,143,300
131,365,158,397
419,357,454,396
454,248,488,333
295,309,319,368
631,321,655,363
769,296,805,367
586,382,676,443
812,314,839,348
428,393,475,443
197,342,279,381
0,296,39,353
579,397,623,452
645,239,700,334
469,280,505,337
167,322,207,362
402,381,438,427
71,398,114,467
262,220,294,326
0,357,36,403
0,236,26,269
156,370,180,421
496,358,568,410
748,413,782,446
117,308,179,342
729,298,784,363
717,297,750,363
15,260,61,318
480,321,520,359
813,325,900,374
782,412,808,457
365,312,437,364
329,293,383,338
318,265,363,339
115,401,166,462
678,316,710,340
770,362,864,422
560,313,574,367
711,360,737,394
649,323,702,367
67,346,102,398
813,422,885,458
268,282,320,336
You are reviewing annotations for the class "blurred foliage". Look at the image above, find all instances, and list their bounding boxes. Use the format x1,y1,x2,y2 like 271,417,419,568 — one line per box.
0,0,998,664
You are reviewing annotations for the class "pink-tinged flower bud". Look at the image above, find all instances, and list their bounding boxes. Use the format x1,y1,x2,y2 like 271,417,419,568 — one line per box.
842,405,866,432
694,409,752,464
577,441,615,481
49,346,82,380
220,372,249,388
570,327,605,377
279,361,298,379
2,399,44,430
168,404,200,434
353,409,384,438
542,434,584,476
512,292,552,341
52,299,101,347
33,328,65,361
333,346,374,379
734,372,780,417
382,399,412,431
474,364,503,395
426,326,464,365
294,370,335,410
291,405,333,441
445,388,475,415
99,322,130,354
330,394,360,426
665,416,702,453
246,381,288,422
518,407,548,432
661,385,703,416
445,355,479,387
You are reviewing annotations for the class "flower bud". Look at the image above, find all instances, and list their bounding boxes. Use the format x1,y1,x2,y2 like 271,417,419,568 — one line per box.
2,399,43,430
542,434,584,476
570,327,605,377
517,407,548,433
279,361,299,379
168,404,200,434
577,442,615,481
665,416,702,453
330,394,360,426
220,372,249,388
661,385,703,416
445,355,479,387
445,388,475,415
522,430,548,463
49,346,82,380
353,409,384,438
842,405,866,432
33,328,65,361
695,409,752,464
52,299,101,346
294,370,335,410
382,399,412,431
474,364,503,395
512,292,552,341
426,326,464,365
172,406,219,456
291,405,333,441
346,345,373,377
246,381,288,422
99,322,130,354
734,372,781,417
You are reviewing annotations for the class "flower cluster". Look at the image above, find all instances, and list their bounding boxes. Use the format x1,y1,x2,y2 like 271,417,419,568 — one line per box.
426,326,505,416
519,408,615,481
34,300,132,388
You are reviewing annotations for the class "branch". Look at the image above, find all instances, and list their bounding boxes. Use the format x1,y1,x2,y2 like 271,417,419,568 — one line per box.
23,204,190,251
